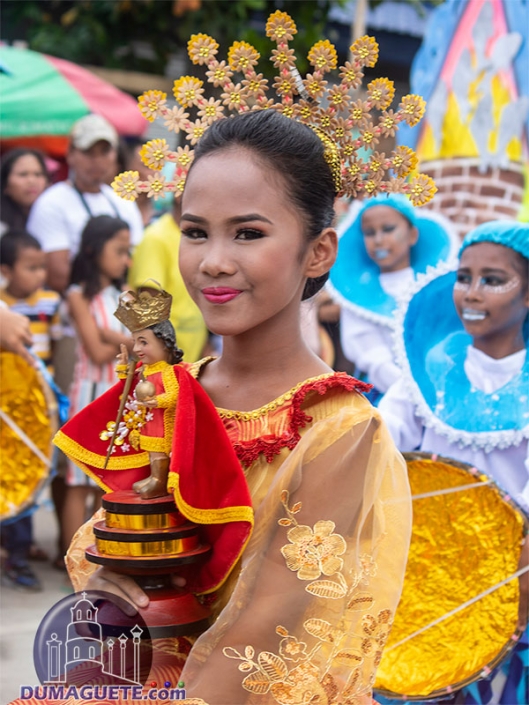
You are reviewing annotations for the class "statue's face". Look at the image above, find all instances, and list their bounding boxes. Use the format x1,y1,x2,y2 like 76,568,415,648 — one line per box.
132,328,170,366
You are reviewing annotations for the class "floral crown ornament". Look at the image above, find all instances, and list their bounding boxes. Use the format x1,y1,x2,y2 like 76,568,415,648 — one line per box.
112,10,436,207
114,286,172,333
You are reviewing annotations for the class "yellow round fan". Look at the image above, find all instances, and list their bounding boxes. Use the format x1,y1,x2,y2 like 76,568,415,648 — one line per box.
0,352,58,519
375,452,528,700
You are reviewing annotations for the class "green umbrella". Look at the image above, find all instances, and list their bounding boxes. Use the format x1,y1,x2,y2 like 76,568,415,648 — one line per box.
0,45,148,156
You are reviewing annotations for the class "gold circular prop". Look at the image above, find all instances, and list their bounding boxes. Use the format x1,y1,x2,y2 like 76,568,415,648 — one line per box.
374,452,528,700
0,352,58,520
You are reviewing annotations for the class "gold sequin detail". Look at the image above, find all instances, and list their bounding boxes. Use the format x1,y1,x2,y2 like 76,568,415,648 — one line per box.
217,373,336,420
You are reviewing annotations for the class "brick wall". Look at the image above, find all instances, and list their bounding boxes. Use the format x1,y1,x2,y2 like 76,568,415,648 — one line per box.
419,158,525,240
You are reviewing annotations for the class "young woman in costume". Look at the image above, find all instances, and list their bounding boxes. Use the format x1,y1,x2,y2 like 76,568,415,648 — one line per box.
329,194,457,399
379,220,529,507
58,109,412,704
44,12,441,703
0,148,49,234
379,220,528,704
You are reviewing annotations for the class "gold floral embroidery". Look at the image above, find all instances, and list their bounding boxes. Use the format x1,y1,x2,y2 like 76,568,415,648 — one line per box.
277,627,308,662
281,520,346,581
360,608,393,665
280,490,347,594
222,492,394,703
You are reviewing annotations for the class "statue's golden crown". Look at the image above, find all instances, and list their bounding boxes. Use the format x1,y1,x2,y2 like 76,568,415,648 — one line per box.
114,288,172,333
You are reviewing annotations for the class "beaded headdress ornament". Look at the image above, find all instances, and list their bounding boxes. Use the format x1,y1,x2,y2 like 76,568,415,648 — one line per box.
114,287,172,333
112,11,436,207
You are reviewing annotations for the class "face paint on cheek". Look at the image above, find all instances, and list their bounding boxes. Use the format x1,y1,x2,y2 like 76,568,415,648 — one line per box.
453,281,469,292
453,277,521,295
482,277,521,294
392,229,408,242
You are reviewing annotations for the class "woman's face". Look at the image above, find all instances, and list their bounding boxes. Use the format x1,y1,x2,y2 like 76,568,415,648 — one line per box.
179,148,327,339
3,154,48,210
98,229,132,283
453,242,528,354
361,205,418,273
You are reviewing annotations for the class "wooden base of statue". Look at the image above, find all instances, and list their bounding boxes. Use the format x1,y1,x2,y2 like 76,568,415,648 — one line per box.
85,490,212,638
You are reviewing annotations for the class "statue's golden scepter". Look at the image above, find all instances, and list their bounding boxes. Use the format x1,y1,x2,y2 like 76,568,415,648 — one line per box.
103,355,137,469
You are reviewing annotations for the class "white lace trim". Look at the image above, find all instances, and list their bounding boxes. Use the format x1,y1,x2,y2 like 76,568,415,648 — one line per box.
326,280,394,328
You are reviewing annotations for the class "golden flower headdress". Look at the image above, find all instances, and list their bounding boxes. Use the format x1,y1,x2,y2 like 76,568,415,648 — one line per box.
112,10,436,207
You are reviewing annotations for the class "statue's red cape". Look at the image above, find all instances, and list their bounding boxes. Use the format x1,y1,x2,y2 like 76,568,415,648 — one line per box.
55,364,253,594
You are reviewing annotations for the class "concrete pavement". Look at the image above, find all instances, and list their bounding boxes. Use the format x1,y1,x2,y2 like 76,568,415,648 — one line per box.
0,499,73,705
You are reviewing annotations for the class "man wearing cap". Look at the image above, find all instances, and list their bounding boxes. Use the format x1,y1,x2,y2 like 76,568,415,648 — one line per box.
27,114,143,294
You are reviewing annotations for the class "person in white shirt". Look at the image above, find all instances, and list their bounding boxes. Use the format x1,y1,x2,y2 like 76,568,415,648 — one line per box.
378,219,529,705
27,114,143,294
379,220,529,507
328,194,457,397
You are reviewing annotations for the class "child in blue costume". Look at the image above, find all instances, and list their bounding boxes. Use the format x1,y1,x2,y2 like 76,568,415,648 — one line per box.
378,220,529,704
329,194,457,402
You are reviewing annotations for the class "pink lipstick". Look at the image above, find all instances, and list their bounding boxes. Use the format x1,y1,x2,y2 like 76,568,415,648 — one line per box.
201,287,242,304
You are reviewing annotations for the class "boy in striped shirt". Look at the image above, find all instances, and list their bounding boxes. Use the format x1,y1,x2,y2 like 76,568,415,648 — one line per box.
1,231,61,369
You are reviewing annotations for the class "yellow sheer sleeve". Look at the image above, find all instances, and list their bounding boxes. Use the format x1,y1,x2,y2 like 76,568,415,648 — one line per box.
65,507,105,591
181,402,412,704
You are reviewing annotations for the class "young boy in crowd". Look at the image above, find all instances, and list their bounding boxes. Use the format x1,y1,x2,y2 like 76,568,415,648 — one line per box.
0,231,62,369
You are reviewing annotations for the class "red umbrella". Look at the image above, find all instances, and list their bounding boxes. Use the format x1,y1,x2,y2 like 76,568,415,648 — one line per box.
0,46,149,158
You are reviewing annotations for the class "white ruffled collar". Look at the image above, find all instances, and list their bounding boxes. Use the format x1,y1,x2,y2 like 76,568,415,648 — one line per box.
379,267,414,296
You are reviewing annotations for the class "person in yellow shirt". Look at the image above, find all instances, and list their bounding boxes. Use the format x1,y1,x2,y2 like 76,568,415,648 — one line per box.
128,197,208,362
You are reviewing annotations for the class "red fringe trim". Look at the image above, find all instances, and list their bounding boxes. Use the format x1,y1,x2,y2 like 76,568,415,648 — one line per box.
233,373,371,467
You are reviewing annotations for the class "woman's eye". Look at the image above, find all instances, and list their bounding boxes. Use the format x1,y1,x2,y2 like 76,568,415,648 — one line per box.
182,228,207,240
236,228,264,241
481,276,503,287
456,272,471,284
382,224,396,233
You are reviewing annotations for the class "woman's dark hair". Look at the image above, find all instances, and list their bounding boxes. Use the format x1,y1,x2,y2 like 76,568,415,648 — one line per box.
189,110,337,300
0,148,49,229
0,229,42,267
70,215,129,299
148,320,184,365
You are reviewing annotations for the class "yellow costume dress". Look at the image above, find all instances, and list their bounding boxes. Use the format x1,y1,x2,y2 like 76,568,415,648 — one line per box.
64,359,412,705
